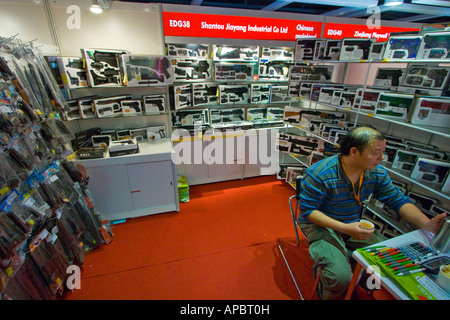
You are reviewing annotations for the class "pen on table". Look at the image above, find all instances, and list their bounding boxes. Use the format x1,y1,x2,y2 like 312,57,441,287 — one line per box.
386,258,410,266
380,253,405,262
387,260,412,268
376,248,399,256
369,247,391,255
363,245,386,252
396,268,425,276
378,250,401,258
392,264,419,272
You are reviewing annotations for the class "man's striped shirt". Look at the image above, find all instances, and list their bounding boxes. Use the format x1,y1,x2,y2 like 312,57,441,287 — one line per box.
299,154,412,223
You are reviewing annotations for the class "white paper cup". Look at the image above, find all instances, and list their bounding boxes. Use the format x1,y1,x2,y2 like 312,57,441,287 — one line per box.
436,265,450,293
359,219,375,230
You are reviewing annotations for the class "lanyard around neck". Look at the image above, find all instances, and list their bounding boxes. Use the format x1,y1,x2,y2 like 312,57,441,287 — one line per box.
341,159,364,207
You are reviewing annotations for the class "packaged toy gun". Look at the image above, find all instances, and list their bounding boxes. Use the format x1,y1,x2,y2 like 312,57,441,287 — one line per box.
383,36,422,60
402,64,450,90
123,55,172,86
167,43,209,58
219,85,249,104
409,96,450,128
215,63,254,81
173,58,211,81
411,158,450,185
373,68,406,87
339,38,374,61
214,45,259,61
258,59,290,81
143,94,166,114
82,48,128,87
375,93,415,120
416,31,450,60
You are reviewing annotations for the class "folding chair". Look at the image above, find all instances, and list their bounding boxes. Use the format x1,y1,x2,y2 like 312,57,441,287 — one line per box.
278,176,322,300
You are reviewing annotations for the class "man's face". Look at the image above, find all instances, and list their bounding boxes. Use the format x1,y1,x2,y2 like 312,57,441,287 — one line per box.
357,139,386,169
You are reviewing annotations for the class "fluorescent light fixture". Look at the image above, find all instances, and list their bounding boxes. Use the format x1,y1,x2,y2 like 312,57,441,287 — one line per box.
384,0,403,6
90,4,103,14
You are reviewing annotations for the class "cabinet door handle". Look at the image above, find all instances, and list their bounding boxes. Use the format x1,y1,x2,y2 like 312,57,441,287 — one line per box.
131,190,141,194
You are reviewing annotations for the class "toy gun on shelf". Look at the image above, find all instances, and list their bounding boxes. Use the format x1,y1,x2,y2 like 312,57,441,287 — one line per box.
405,67,449,89
97,106,114,116
216,64,253,76
143,97,165,112
259,60,290,78
262,48,293,58
66,70,87,86
168,44,209,57
388,37,422,59
341,39,373,60
172,110,206,126
89,70,120,86
299,110,347,121
93,51,120,68
176,60,210,78
122,101,141,113
216,108,244,121
375,69,404,87
216,46,256,60
127,57,172,80
193,83,218,96
220,86,249,100
65,59,84,70
193,94,217,105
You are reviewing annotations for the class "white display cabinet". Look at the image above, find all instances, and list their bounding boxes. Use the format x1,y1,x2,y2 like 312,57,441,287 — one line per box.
75,139,178,221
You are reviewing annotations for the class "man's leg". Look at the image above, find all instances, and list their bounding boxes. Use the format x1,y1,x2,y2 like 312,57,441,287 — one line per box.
300,223,353,300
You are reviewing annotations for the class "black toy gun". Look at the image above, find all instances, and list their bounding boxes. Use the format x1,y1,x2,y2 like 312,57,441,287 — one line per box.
221,86,249,100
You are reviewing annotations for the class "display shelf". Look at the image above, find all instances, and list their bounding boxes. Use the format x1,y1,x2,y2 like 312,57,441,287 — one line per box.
74,138,174,166
285,122,340,145
297,97,450,138
382,162,450,202
300,58,450,64
283,120,449,201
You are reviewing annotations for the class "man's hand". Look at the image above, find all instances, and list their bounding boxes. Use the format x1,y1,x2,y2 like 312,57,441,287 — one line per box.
308,211,376,240
343,222,375,240
424,212,447,234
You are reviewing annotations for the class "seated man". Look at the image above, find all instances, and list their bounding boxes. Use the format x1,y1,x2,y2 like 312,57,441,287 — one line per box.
298,126,446,300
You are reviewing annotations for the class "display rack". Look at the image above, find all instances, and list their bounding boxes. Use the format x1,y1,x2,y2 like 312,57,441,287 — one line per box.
0,37,112,299
279,33,450,238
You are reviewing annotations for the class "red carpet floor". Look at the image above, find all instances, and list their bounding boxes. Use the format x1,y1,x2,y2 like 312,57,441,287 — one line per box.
65,175,393,300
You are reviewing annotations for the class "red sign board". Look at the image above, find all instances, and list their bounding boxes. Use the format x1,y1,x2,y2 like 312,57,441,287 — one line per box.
162,12,322,41
323,22,420,42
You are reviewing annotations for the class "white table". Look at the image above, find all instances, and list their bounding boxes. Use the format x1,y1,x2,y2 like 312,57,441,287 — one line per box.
345,229,448,300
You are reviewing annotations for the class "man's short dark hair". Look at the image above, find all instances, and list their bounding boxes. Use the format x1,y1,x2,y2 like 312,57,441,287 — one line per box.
339,126,385,155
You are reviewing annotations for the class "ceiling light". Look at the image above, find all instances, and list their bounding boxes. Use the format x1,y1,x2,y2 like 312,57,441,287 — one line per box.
90,5,103,14
90,0,112,14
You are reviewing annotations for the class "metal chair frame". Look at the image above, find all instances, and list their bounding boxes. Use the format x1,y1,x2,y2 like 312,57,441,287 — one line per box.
278,181,322,300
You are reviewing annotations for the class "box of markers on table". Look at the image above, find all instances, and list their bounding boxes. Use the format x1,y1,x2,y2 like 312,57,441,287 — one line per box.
358,243,450,300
